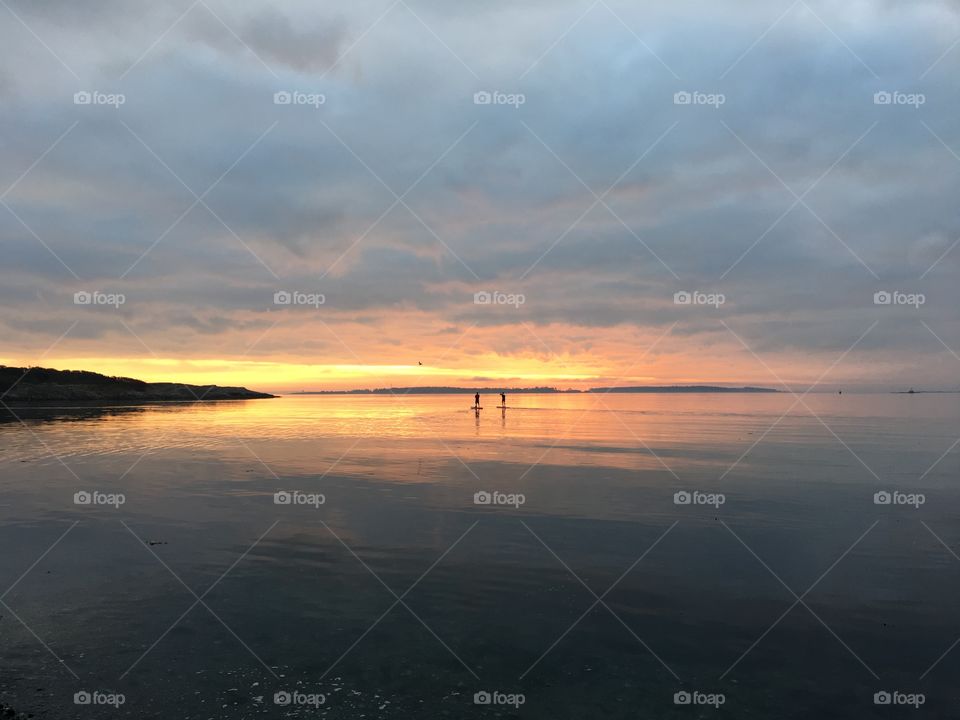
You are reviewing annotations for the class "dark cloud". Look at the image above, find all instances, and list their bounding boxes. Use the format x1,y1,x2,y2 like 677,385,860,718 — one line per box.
184,6,347,74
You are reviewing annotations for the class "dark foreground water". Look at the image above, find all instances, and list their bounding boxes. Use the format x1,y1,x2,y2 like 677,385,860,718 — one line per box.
1,393,959,718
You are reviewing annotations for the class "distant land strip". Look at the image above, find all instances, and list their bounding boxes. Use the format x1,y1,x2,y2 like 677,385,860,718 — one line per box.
293,385,781,395
0,366,273,402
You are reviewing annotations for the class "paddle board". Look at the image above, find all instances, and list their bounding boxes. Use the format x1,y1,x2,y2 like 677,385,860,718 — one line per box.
471,406,483,410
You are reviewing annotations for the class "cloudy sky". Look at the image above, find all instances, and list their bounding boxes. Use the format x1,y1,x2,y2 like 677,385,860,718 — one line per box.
1,0,958,391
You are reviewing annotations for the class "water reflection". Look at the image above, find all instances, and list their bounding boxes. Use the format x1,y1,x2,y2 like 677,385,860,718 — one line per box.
1,394,959,718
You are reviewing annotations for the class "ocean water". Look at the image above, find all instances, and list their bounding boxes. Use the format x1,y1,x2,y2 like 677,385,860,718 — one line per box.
1,393,958,718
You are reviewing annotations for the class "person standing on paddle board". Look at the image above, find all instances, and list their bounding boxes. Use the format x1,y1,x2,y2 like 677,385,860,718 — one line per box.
474,392,480,408
500,392,506,407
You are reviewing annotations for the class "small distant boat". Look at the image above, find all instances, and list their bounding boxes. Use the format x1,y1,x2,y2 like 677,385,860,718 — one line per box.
908,388,916,394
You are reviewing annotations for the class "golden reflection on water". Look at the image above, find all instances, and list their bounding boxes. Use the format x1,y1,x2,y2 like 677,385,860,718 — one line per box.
3,393,956,484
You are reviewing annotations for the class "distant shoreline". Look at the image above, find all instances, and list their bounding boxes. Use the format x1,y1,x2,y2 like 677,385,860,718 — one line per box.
0,365,274,403
891,390,959,394
291,385,781,396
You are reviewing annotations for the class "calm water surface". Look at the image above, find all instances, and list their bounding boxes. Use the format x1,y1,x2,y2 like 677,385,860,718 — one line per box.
1,393,958,718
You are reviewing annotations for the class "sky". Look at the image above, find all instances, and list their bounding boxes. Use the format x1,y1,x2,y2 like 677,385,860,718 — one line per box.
1,0,958,392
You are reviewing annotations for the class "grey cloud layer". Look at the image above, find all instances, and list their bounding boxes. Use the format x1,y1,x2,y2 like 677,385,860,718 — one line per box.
1,0,958,384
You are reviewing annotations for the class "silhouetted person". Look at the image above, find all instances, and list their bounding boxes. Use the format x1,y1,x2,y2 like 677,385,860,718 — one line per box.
474,392,480,408
500,392,506,406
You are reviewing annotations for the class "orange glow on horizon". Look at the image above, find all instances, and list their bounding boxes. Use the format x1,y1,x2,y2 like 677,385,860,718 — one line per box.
1,356,617,392
0,350,884,393
1,320,888,392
